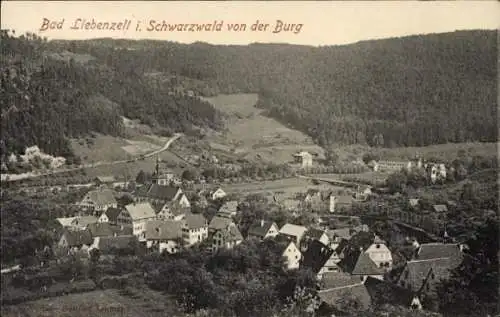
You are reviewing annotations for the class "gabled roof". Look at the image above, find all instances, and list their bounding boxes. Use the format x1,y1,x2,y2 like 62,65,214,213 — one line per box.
184,212,207,229
87,222,132,237
218,200,239,213
70,216,99,228
145,220,182,241
124,202,156,220
400,257,456,293
304,228,327,241
321,272,360,290
209,215,234,231
415,243,461,261
301,240,334,274
56,217,78,227
83,189,117,206
62,229,93,247
247,220,277,238
432,204,448,213
409,198,420,207
364,277,415,307
215,225,243,243
318,283,371,310
103,207,123,223
162,200,189,216
351,253,384,276
96,235,137,253
279,223,308,240
137,184,180,201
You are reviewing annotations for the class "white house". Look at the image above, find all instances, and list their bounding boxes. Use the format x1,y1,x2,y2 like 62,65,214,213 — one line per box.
211,225,243,252
247,220,279,240
181,212,209,246
117,202,157,241
293,151,313,168
144,220,183,254
210,187,227,200
278,240,302,270
364,236,393,270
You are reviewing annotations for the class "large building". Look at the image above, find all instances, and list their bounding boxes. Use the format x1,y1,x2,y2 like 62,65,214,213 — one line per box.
293,151,313,169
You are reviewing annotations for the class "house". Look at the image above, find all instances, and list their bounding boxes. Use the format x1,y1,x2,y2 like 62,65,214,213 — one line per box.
208,215,235,235
156,200,190,221
363,236,393,270
77,188,117,212
152,157,176,186
134,184,188,208
425,163,447,183
217,200,239,218
182,212,209,246
364,277,423,310
98,207,123,225
354,185,372,201
117,202,157,240
303,189,323,211
301,228,330,251
278,223,308,245
90,235,138,255
209,187,227,200
145,220,183,253
327,194,354,213
57,229,93,252
432,204,448,213
374,160,413,172
413,243,462,261
396,257,460,296
293,151,313,168
93,176,116,187
408,199,420,209
301,240,342,279
211,225,243,252
350,252,385,282
56,217,78,228
247,220,279,240
270,239,302,270
87,222,132,238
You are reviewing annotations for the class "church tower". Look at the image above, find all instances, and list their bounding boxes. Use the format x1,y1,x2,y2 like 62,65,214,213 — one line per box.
152,155,174,186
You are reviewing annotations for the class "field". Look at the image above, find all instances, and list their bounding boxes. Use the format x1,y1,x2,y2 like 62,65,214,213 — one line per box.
0,289,185,317
222,177,347,198
202,94,326,164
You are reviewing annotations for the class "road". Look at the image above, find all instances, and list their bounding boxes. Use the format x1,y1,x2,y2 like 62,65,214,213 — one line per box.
1,133,183,182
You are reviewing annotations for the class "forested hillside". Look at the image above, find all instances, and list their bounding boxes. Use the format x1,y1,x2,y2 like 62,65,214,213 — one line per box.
53,30,496,148
0,30,223,163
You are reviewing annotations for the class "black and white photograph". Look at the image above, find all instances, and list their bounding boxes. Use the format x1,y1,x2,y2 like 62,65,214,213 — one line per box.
0,1,498,317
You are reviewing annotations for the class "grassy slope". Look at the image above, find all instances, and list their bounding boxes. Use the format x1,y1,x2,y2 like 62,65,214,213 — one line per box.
202,94,325,164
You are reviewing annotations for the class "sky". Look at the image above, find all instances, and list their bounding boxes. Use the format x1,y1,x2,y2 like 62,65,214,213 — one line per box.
1,1,499,46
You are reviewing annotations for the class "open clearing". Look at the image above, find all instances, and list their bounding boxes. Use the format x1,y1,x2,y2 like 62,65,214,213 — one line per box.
202,94,325,164
1,289,185,317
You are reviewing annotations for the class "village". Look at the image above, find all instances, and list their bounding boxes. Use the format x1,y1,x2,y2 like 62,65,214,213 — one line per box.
25,149,465,313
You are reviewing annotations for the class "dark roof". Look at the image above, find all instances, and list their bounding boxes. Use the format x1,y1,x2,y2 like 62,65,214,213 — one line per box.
321,272,360,290
104,207,123,223
304,228,327,240
318,283,371,311
247,220,277,238
137,184,180,201
351,253,385,276
399,257,457,293
62,229,93,247
364,277,415,307
301,240,334,274
87,223,132,237
145,220,182,241
215,225,243,243
184,212,207,229
209,216,234,231
415,243,461,261
96,235,137,253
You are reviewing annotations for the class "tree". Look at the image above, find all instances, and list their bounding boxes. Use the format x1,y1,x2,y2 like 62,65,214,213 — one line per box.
182,169,199,181
325,149,339,166
135,170,147,184
386,172,408,193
